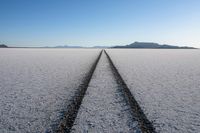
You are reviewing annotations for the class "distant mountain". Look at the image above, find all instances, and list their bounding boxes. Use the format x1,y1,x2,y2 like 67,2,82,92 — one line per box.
54,45,110,48
54,45,82,48
43,45,82,48
0,44,8,48
92,46,110,48
113,42,196,49
45,45,109,48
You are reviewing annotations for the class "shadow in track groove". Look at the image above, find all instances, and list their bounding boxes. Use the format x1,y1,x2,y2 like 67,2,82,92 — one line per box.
54,50,103,133
104,50,156,133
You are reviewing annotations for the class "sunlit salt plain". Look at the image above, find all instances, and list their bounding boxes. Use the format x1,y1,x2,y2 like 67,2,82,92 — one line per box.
0,48,100,132
107,49,200,133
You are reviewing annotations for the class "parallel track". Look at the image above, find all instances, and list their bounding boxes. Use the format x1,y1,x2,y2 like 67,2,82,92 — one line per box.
104,50,155,133
56,50,103,133
56,49,155,133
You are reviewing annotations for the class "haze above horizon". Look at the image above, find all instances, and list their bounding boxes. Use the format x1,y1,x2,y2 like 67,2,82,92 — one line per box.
0,0,200,48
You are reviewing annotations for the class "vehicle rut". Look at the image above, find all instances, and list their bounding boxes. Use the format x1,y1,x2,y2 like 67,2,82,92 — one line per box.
55,50,103,133
104,50,156,133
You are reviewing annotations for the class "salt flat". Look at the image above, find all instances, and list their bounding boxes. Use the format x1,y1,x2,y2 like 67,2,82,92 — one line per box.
0,48,100,133
1,48,199,133
107,49,200,133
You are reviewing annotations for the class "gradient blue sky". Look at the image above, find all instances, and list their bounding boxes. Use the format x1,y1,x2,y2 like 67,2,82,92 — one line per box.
0,0,200,47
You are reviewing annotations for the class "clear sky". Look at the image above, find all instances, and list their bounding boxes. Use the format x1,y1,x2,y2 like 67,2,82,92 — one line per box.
0,0,200,47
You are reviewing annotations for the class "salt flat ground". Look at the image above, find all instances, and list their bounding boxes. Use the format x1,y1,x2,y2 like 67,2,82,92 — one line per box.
107,49,200,133
0,48,100,132
0,48,200,133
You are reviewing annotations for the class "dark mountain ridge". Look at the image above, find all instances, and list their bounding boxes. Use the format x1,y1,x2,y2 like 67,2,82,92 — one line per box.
113,42,196,49
0,44,8,48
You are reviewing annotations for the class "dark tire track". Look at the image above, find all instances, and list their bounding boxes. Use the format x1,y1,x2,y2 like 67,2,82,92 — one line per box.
55,50,103,133
104,50,156,133
71,51,141,132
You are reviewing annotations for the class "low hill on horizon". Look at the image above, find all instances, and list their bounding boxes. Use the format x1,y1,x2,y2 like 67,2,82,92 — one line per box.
49,45,82,48
113,42,196,49
0,44,8,48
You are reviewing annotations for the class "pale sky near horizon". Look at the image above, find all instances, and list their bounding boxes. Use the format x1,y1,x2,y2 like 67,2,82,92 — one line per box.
0,0,200,47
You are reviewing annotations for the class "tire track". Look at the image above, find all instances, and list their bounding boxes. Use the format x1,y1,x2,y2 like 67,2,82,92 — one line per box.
104,50,156,133
55,49,155,133
55,50,103,133
71,50,141,132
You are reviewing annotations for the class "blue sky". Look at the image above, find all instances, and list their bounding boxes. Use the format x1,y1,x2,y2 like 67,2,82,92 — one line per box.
0,0,200,47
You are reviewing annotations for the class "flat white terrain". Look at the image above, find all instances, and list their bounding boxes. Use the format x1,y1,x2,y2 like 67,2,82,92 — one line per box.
0,48,100,132
107,49,200,133
72,52,141,132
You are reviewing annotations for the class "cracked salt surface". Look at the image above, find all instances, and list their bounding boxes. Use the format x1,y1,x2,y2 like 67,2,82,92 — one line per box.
107,49,200,133
0,48,100,133
71,52,141,133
